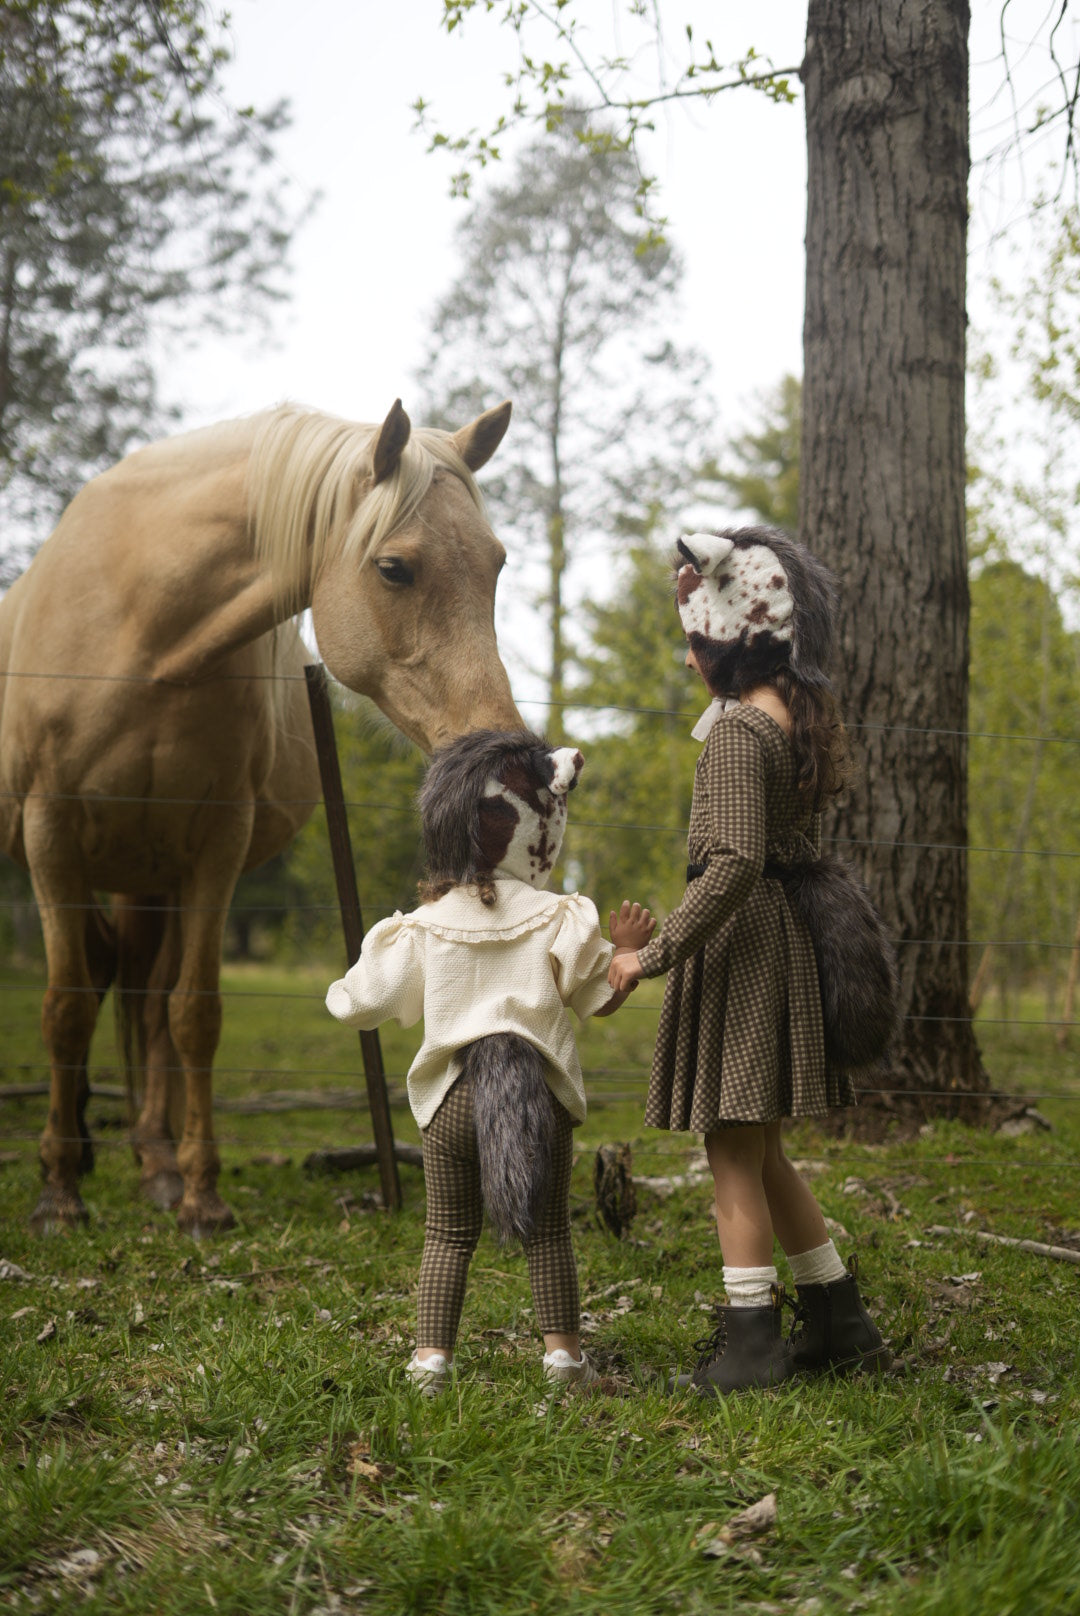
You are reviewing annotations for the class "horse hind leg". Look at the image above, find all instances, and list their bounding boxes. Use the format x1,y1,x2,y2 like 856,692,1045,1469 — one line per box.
74,900,120,1178
138,973,186,1211
169,852,246,1238
116,896,185,1210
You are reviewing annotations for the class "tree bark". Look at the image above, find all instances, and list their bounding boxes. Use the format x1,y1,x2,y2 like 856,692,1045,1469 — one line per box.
801,1,993,1117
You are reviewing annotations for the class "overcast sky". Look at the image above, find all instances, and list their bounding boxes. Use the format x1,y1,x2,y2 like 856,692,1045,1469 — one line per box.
163,3,1079,693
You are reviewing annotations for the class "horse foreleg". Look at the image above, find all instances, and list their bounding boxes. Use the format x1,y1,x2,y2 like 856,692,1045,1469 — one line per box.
26,857,100,1232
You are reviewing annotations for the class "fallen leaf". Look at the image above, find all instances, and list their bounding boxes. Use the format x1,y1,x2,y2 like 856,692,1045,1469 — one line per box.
725,1492,778,1539
36,1319,58,1344
54,1549,101,1578
696,1492,778,1557
347,1442,395,1483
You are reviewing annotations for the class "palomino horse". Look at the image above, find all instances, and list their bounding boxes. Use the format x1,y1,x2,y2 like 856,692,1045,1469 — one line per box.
0,399,523,1235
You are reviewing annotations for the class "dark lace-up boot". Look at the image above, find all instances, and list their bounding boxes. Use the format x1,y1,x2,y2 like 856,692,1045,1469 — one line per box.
673,1284,798,1397
789,1255,892,1375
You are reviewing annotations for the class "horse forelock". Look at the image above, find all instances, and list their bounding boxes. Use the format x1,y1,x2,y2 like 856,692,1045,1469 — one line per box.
247,407,486,611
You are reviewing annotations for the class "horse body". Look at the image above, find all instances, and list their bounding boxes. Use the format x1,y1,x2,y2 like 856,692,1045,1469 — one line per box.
0,400,522,1234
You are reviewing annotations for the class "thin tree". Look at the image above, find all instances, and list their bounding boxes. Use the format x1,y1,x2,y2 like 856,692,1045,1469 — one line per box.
416,112,713,742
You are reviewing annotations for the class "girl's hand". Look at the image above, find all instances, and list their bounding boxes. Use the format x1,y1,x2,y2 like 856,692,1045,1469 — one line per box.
609,899,656,951
608,949,645,994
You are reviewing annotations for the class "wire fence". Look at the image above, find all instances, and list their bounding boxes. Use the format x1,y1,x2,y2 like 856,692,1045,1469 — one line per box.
2,676,1078,1175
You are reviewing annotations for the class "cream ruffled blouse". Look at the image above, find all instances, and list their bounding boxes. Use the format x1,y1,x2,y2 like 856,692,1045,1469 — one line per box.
325,877,615,1128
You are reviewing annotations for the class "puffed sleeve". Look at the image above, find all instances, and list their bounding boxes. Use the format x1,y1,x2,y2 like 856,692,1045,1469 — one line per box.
325,913,425,1029
636,714,765,976
549,893,616,1020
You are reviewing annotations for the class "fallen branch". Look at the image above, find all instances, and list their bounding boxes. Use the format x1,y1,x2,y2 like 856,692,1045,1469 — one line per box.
304,1144,424,1175
926,1225,1080,1265
0,1083,402,1114
0,1083,125,1101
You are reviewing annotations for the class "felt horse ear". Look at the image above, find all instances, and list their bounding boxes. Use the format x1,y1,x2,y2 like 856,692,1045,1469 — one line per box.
450,400,512,472
372,399,412,485
677,532,735,577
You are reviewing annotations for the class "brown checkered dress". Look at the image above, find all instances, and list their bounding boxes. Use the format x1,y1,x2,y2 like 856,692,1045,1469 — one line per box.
638,704,855,1131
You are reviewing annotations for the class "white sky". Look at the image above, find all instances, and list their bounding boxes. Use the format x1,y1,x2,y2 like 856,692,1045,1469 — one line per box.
163,2,1080,693
171,3,808,432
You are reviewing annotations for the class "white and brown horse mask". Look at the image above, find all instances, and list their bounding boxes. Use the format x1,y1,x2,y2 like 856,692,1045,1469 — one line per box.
420,730,583,893
676,526,839,696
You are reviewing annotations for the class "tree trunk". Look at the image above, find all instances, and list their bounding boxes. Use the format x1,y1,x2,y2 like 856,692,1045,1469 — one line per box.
801,1,993,1119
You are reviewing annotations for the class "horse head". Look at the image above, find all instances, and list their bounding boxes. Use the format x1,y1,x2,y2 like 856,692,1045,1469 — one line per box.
253,399,525,753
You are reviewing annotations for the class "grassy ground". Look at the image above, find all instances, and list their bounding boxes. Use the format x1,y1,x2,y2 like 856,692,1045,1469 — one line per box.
1,966,1079,1615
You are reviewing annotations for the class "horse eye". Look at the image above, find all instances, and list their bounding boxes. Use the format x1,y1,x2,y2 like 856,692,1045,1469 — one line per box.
375,556,414,586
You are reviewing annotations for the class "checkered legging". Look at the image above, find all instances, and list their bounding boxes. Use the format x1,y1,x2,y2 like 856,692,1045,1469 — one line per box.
416,1071,580,1349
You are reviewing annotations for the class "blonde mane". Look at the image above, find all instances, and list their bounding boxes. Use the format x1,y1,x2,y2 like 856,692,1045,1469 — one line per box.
246,404,485,611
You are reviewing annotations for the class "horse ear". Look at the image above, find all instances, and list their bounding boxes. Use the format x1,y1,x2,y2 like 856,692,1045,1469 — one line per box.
372,399,412,485
450,400,512,472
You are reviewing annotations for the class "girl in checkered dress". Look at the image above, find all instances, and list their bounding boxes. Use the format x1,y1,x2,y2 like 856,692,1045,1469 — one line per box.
327,729,654,1394
608,529,895,1396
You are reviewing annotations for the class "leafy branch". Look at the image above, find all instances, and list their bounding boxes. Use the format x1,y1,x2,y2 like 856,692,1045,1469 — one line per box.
412,0,799,239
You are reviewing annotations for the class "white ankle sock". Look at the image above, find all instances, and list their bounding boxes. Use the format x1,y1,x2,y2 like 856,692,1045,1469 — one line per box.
722,1264,778,1307
788,1240,847,1287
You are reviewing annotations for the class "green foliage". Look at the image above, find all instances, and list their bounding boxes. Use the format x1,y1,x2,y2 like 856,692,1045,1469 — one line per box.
274,695,427,965
567,541,699,923
0,0,302,559
966,203,1080,1005
967,558,1080,996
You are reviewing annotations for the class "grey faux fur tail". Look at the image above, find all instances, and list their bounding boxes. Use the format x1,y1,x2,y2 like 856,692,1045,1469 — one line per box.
781,857,901,1068
464,1033,554,1244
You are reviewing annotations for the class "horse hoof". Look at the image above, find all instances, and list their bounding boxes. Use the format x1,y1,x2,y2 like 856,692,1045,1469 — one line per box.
29,1186,89,1235
140,1170,184,1210
176,1197,236,1240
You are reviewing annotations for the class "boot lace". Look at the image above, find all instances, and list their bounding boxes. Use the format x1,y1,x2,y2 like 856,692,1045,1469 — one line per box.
691,1312,727,1372
784,1290,809,1347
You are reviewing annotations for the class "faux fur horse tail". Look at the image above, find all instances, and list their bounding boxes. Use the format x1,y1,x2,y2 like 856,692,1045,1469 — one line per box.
779,856,901,1068
464,1033,555,1245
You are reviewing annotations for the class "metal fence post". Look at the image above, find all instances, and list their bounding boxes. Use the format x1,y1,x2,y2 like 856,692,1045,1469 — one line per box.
304,664,403,1211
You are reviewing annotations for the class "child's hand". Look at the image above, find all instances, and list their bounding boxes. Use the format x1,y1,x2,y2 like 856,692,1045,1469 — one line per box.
608,949,644,994
609,899,656,952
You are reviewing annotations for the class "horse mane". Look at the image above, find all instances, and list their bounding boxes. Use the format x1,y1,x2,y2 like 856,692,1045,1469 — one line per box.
246,404,485,611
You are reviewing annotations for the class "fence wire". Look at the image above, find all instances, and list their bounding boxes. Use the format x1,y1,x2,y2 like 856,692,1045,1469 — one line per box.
2,682,1078,1163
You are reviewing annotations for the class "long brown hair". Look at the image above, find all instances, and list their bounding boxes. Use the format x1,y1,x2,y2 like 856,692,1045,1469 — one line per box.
767,666,852,813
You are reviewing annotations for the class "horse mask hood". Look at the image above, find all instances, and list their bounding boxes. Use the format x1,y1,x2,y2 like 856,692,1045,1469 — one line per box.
419,729,583,892
676,526,838,695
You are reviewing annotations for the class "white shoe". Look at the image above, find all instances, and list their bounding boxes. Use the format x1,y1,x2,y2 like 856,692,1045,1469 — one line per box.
405,1352,450,1396
543,1348,600,1387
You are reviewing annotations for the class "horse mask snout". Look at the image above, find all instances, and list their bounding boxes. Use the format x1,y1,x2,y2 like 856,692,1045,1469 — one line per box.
481,743,583,888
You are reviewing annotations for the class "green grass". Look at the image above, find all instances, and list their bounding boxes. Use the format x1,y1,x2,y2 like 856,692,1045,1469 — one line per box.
1,967,1079,1614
